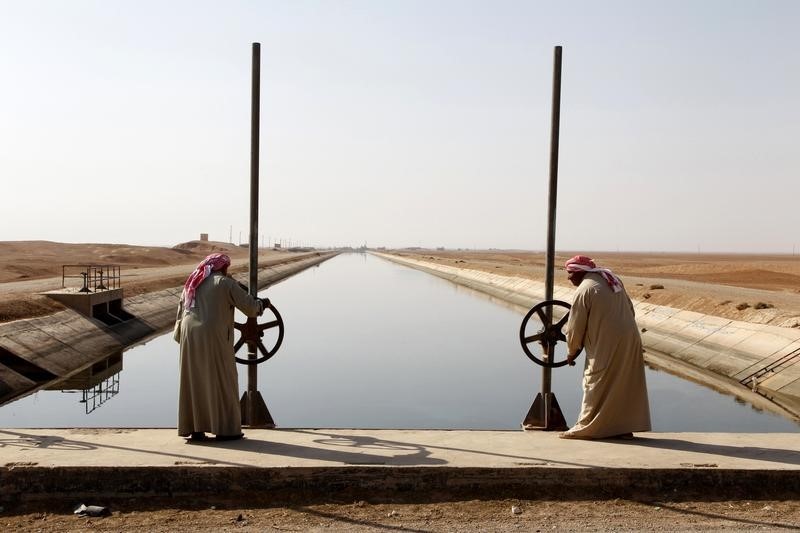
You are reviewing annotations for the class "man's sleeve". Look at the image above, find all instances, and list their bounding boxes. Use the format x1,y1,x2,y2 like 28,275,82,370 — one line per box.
227,278,263,318
172,300,183,343
566,287,589,355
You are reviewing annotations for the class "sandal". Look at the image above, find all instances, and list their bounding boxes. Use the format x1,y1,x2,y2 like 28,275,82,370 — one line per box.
186,432,211,443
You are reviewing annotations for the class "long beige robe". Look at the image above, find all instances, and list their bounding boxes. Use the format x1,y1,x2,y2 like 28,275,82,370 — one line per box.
173,273,262,437
565,272,651,438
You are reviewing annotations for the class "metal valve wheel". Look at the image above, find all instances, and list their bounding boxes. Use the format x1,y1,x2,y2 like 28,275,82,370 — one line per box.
233,298,285,365
519,299,580,368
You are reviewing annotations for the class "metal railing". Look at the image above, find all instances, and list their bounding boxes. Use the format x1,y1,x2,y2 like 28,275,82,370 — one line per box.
61,265,121,292
740,346,800,390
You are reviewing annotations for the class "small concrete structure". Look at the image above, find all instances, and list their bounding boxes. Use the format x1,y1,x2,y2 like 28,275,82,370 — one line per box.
43,264,132,325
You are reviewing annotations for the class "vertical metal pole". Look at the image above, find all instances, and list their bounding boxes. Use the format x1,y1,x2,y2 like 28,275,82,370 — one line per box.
541,45,562,424
239,42,274,428
248,42,261,395
542,47,562,380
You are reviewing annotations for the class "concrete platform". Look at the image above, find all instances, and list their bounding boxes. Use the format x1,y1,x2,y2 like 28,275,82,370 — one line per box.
1,429,798,503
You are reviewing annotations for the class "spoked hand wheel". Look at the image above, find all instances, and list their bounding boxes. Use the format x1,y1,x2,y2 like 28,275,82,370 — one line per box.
519,299,580,368
233,298,285,365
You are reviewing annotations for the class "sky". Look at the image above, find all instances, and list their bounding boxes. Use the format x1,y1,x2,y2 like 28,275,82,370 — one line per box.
1,0,798,253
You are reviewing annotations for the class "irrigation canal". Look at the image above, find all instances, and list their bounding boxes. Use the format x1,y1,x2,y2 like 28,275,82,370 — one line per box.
0,253,797,431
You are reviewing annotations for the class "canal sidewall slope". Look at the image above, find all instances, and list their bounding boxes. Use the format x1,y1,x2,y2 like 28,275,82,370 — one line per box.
374,253,800,419
0,252,338,406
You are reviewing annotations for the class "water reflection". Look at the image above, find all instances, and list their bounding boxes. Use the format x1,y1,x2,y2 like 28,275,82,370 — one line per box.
0,253,797,432
47,352,122,414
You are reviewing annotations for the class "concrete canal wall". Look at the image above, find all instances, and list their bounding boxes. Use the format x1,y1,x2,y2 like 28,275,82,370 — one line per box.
375,253,800,420
0,252,338,407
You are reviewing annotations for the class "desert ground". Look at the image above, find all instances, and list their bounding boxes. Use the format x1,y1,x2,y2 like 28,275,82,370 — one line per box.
394,249,800,328
4,497,800,532
0,240,292,323
1,242,800,530
2,241,799,327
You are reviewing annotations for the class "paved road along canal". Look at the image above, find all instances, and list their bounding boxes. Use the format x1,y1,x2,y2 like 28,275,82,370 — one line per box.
1,253,797,431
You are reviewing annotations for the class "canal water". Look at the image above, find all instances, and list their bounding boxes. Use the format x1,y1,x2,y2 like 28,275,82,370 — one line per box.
0,253,797,431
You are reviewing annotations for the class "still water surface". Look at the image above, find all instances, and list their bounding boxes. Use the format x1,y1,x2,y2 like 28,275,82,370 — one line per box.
0,253,797,431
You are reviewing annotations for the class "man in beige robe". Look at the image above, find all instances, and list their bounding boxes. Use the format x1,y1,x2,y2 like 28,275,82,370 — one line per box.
562,255,650,439
173,253,263,442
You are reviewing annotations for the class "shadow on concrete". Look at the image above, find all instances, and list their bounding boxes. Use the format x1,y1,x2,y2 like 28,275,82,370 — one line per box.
211,431,447,466
285,429,596,468
640,500,800,530
624,437,800,466
0,432,95,451
0,429,250,467
106,317,157,345
0,429,447,468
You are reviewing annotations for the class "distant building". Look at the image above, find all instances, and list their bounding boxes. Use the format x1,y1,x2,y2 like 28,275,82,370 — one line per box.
200,233,209,242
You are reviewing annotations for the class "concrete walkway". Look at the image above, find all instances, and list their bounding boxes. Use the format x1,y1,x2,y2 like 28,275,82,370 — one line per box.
1,429,798,502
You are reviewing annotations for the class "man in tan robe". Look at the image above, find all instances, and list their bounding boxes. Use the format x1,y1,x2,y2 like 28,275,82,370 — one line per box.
173,253,264,442
562,255,650,439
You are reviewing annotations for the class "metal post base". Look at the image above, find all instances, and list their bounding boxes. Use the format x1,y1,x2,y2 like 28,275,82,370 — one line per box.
521,392,568,431
240,390,275,428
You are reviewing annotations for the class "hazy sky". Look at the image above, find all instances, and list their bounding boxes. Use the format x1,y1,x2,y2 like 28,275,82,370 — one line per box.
1,1,798,252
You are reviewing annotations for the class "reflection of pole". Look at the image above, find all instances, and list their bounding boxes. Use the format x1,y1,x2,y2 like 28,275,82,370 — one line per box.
240,42,274,428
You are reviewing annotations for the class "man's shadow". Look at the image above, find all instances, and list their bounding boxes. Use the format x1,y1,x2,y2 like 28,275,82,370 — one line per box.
621,436,800,466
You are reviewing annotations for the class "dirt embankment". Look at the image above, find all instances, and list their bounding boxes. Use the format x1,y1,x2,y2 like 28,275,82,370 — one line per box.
3,243,800,329
391,250,800,328
0,241,294,323
3,497,799,531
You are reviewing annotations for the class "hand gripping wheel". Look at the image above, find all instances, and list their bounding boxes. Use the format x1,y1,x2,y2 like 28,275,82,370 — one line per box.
519,299,581,368
233,297,285,365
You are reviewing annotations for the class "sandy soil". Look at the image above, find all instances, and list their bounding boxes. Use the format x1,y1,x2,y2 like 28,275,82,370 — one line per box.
3,243,799,328
2,498,799,531
392,250,800,328
0,241,291,323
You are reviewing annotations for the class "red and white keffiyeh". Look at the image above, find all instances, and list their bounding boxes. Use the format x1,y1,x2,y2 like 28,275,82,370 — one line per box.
181,253,231,310
564,255,623,293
